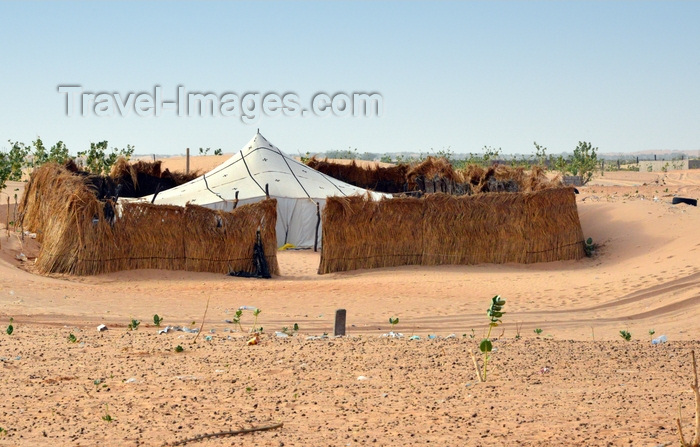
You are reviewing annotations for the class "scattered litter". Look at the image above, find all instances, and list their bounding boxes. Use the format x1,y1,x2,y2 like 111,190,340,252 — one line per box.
125,378,137,384
305,334,329,341
8,290,14,296
15,356,21,361
538,366,552,374
23,231,37,239
428,334,437,340
652,335,668,345
15,253,27,262
204,335,213,342
97,324,108,332
238,305,257,311
275,331,289,338
176,375,198,381
381,393,388,398
209,329,216,333
380,331,403,338
357,376,369,381
247,334,260,345
158,325,199,334
444,333,457,339
408,335,421,340
215,369,226,373
224,320,233,324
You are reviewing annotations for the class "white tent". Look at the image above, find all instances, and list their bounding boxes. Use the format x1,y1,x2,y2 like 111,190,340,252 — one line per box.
135,132,388,248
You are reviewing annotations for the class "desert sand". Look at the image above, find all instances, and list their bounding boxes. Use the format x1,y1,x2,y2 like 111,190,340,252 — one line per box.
0,169,699,446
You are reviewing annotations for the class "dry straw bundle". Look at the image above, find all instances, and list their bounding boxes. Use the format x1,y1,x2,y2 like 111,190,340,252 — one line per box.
305,157,410,193
20,163,278,276
306,156,562,197
319,187,584,274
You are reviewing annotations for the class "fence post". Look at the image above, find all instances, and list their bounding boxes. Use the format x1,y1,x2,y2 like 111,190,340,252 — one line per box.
334,309,346,336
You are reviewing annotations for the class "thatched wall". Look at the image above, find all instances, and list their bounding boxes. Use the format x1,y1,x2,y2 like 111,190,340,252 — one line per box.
20,164,279,276
319,187,584,274
306,157,562,196
305,158,410,193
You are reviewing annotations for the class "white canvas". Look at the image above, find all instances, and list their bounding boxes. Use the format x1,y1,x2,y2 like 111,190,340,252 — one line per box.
129,132,388,248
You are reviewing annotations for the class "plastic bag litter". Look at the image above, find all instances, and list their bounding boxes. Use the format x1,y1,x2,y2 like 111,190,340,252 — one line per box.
380,331,403,338
158,326,199,335
652,335,668,345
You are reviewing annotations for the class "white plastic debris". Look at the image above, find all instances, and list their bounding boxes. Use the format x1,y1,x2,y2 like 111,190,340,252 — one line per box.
652,335,668,345
125,377,137,384
380,331,403,338
158,325,198,334
357,376,369,381
275,331,289,338
15,253,27,262
238,305,258,311
97,324,108,332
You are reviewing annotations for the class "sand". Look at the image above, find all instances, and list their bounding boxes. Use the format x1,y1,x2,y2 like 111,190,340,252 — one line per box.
0,169,699,446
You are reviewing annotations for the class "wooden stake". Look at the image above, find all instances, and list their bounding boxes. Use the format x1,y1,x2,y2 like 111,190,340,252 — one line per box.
677,350,700,447
469,349,484,382
334,309,346,337
192,297,210,344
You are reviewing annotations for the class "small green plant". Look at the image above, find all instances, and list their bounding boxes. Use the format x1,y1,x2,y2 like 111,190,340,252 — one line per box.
515,322,522,340
252,309,262,333
67,333,78,343
281,323,300,336
534,328,543,336
245,387,253,393
389,317,399,330
153,314,163,327
6,317,13,335
584,237,596,257
469,328,475,339
128,318,140,331
101,404,113,422
620,330,631,341
649,329,656,340
0,426,7,437
175,345,184,353
470,295,506,382
233,307,264,334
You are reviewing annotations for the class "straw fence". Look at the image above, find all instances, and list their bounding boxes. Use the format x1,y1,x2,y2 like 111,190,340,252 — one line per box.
306,157,561,196
19,163,279,276
319,187,584,274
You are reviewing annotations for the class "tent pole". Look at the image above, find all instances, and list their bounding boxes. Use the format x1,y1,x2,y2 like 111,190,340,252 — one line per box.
186,148,190,175
314,202,320,252
233,191,239,209
265,184,270,200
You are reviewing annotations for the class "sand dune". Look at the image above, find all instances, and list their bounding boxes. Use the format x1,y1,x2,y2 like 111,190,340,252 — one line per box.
0,170,699,446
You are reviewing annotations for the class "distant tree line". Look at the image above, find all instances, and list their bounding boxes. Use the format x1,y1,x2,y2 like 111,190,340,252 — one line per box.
0,137,135,191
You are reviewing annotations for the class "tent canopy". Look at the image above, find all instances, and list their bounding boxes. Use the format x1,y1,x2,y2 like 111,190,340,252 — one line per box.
135,132,388,248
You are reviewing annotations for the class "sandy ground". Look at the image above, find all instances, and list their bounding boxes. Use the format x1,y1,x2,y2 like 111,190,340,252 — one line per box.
0,169,699,446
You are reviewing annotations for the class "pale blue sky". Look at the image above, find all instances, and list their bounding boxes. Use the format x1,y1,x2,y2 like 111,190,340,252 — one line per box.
1,1,699,156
